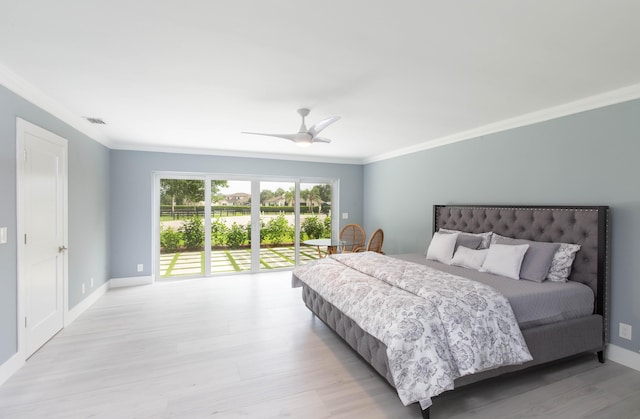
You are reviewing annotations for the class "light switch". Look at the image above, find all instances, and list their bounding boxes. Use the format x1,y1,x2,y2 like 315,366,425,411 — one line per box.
0,227,7,244
342,213,349,219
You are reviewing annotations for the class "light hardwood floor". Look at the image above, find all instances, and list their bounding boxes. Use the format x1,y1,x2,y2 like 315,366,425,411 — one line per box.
1,271,639,419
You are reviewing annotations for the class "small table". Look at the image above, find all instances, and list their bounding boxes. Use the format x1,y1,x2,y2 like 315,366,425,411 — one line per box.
303,238,343,258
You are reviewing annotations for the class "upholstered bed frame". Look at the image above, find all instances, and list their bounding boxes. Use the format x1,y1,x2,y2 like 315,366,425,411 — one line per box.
298,205,610,418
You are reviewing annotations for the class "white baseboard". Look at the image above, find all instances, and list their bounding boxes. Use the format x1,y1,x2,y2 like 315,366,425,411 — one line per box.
1,277,152,387
607,344,640,372
109,275,154,288
65,281,110,327
2,281,112,386
0,351,24,386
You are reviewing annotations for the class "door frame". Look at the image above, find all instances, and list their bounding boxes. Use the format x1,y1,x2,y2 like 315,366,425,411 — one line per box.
16,118,69,359
153,172,338,280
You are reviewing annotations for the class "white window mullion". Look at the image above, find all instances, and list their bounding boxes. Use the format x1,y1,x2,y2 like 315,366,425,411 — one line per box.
332,179,340,239
250,180,261,271
203,177,212,277
294,181,301,266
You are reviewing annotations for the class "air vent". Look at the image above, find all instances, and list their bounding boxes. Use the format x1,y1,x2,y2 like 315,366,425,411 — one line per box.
84,117,106,125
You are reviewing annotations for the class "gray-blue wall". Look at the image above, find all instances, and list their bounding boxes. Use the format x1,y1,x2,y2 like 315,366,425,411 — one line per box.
109,150,364,278
3,77,637,368
0,85,111,365
364,98,640,352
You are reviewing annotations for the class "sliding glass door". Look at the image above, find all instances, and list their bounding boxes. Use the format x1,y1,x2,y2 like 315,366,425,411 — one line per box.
159,177,206,277
258,181,296,271
299,182,333,265
210,179,252,274
156,174,336,279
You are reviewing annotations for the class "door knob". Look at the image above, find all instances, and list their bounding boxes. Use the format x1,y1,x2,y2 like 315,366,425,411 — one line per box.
58,245,68,253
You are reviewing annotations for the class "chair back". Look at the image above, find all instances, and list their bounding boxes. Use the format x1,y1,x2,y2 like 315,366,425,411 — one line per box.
366,228,384,253
339,224,366,252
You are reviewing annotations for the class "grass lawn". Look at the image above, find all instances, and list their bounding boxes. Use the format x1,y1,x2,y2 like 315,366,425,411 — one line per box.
160,245,324,277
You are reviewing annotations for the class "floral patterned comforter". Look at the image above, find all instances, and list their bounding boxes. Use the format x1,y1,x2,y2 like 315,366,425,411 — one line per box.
292,252,532,406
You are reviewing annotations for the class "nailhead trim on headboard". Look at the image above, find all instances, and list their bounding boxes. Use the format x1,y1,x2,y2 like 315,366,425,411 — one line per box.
433,205,610,342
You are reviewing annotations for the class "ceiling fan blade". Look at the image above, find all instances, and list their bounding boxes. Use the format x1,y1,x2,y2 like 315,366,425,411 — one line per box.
241,132,297,142
311,137,331,144
308,116,340,138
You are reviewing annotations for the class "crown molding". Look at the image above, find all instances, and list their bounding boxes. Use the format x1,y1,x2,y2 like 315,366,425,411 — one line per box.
0,62,110,146
363,83,640,164
0,62,360,165
110,142,364,165
4,59,639,166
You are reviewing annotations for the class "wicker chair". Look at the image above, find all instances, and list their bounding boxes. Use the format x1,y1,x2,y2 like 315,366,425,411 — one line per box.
339,223,366,253
364,228,384,254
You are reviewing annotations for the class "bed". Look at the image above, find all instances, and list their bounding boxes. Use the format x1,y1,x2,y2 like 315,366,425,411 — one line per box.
292,205,609,418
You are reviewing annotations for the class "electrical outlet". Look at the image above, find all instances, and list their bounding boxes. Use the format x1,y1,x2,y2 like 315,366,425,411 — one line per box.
137,264,143,272
81,283,85,294
619,322,632,340
342,212,349,219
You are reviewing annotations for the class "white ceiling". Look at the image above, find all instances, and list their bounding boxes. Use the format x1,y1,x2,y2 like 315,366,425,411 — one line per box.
1,1,640,164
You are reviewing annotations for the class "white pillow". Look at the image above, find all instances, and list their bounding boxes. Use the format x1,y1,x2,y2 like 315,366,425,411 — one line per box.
426,232,459,264
480,244,530,280
450,247,489,270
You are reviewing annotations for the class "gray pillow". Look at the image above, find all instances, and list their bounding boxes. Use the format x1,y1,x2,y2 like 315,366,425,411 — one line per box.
426,231,482,255
455,234,483,250
494,236,560,282
439,228,493,249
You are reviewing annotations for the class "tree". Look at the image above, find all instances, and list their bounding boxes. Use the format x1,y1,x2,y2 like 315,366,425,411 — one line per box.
161,179,201,209
300,189,309,211
260,189,275,204
160,179,227,211
306,187,322,214
284,186,296,207
316,184,331,203
210,180,229,198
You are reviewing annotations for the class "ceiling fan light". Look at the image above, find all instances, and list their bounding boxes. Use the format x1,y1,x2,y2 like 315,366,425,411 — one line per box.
295,132,313,147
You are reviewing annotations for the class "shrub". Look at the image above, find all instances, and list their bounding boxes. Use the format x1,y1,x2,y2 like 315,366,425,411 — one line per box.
160,226,181,252
302,216,324,239
245,219,265,244
180,215,204,250
323,216,332,237
264,214,294,245
211,219,229,246
226,222,246,248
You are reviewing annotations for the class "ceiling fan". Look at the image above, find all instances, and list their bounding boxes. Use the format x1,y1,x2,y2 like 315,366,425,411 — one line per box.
242,108,340,147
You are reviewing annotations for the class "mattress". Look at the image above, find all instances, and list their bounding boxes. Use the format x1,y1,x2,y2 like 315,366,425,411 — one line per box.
392,253,595,329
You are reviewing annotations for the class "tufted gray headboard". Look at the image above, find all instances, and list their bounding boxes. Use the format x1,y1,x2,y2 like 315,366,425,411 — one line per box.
433,205,610,327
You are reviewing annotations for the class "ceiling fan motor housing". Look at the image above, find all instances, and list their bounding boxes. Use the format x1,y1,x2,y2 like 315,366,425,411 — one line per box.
241,108,339,146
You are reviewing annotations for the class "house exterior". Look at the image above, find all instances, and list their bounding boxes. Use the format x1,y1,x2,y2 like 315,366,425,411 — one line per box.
219,192,250,206
263,195,287,206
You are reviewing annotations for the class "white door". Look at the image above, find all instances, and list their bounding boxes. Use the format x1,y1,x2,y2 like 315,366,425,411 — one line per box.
17,119,68,358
